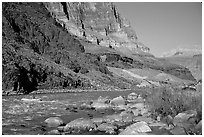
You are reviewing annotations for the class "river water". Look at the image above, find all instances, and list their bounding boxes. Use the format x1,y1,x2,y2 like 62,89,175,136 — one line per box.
2,90,135,135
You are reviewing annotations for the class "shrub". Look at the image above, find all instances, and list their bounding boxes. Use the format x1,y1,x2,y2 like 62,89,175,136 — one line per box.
146,86,202,119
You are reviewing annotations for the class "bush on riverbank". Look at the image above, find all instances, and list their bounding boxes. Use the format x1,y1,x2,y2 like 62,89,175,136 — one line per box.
145,87,202,121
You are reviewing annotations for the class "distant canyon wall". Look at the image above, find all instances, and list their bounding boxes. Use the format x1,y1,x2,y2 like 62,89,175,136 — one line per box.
44,2,150,55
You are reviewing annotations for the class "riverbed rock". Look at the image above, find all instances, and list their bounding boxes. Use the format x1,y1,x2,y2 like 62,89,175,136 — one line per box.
64,118,96,132
91,102,111,110
114,121,131,128
149,122,168,127
120,111,135,123
131,109,140,117
47,129,61,135
57,126,65,132
164,115,174,126
129,107,149,117
97,96,110,103
127,92,138,100
79,102,93,110
112,104,127,111
170,126,187,135
140,108,149,115
136,95,145,103
127,94,144,103
21,98,42,102
195,120,202,132
65,104,78,111
119,121,151,135
96,123,117,134
31,125,47,133
157,115,162,122
103,114,123,124
128,103,145,110
128,103,148,116
173,110,197,128
110,96,125,106
133,116,154,124
119,130,148,135
91,96,111,110
91,117,104,126
44,117,64,127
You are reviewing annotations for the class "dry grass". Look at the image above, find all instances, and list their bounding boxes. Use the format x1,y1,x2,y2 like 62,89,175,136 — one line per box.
145,87,202,120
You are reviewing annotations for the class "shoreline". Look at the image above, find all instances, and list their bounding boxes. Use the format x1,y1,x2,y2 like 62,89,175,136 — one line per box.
2,88,133,97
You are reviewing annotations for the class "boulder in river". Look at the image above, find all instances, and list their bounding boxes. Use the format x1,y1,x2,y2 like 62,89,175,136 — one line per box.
96,123,117,134
79,102,93,110
128,103,145,110
120,111,135,123
149,122,167,127
91,96,111,110
136,95,145,103
195,120,202,133
91,117,104,126
164,115,174,126
21,98,42,102
133,116,154,124
127,92,138,101
110,96,125,106
91,101,111,110
140,108,149,115
97,96,110,104
65,104,78,111
44,117,64,127
131,109,140,117
57,126,65,132
47,129,61,135
103,114,122,124
112,104,127,111
173,110,197,129
119,121,151,135
64,118,96,132
170,126,187,135
127,93,144,103
128,103,148,116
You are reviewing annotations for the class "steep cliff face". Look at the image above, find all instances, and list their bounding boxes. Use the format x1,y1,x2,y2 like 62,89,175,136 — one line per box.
44,2,150,56
2,2,128,93
2,2,196,94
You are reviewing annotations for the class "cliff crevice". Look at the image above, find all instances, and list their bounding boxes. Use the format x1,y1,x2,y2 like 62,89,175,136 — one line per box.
2,2,196,94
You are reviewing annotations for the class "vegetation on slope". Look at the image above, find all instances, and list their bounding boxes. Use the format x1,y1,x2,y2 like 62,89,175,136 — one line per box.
2,2,112,93
2,2,197,94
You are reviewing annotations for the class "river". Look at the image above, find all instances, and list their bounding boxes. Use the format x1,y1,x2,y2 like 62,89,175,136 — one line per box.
2,90,135,135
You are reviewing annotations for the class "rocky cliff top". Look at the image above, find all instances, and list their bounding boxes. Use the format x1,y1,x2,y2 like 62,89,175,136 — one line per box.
2,2,196,94
44,2,150,56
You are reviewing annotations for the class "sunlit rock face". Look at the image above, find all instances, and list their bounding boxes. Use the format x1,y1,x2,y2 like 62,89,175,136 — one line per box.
2,2,196,93
44,2,150,55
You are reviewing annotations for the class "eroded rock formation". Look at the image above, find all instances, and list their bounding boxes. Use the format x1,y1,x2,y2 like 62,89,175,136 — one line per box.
2,2,196,94
44,2,150,55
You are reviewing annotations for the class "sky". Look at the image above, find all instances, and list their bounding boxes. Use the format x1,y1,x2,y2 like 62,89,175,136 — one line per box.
114,2,202,57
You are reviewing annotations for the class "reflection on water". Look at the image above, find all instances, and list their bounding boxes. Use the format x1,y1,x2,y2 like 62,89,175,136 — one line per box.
2,90,134,135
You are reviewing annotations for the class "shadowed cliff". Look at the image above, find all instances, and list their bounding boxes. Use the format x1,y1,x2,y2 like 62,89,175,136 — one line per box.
2,2,196,94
